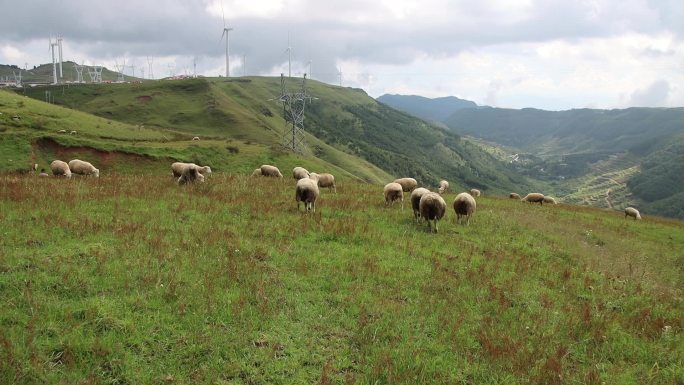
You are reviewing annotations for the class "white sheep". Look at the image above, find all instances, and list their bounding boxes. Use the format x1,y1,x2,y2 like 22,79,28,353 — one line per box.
419,192,447,233
438,180,449,194
393,177,418,192
192,136,200,141
521,193,545,205
70,130,77,135
260,164,283,178
171,162,211,178
509,193,521,199
453,192,476,226
177,166,205,185
410,187,431,222
625,207,642,220
50,160,71,178
57,129,67,133
384,182,404,209
295,174,320,212
251,168,263,177
470,188,481,197
68,159,100,177
292,167,310,180
543,196,558,205
311,172,336,193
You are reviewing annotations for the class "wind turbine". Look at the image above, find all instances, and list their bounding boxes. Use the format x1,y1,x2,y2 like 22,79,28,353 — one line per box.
285,32,291,77
48,36,59,84
220,3,233,77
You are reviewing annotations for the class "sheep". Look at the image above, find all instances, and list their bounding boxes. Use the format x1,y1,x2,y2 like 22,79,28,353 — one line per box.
38,168,50,177
251,168,262,177
453,192,477,225
521,193,545,205
50,160,71,178
57,129,67,133
543,196,558,205
410,187,431,222
171,162,212,178
438,180,449,194
260,164,283,178
384,182,404,209
192,136,200,141
68,159,100,177
419,192,447,233
311,172,336,193
470,189,481,197
509,193,521,199
177,166,205,185
292,167,310,180
625,207,642,220
295,174,320,212
393,177,418,192
70,130,77,135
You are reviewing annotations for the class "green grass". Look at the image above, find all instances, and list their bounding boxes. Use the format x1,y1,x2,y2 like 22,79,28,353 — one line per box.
1,174,682,384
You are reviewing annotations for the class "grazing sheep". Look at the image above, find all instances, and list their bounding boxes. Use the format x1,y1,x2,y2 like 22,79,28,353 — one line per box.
509,193,521,199
192,136,200,141
292,167,310,180
38,168,49,177
70,130,77,135
543,196,558,205
521,193,545,205
177,167,205,185
453,192,477,225
384,182,404,209
251,168,262,177
625,207,642,220
410,187,431,222
470,189,481,197
438,180,449,194
260,164,283,178
68,159,100,177
171,162,211,178
393,177,418,192
50,160,71,178
419,192,447,233
295,175,320,212
311,172,336,193
57,129,67,133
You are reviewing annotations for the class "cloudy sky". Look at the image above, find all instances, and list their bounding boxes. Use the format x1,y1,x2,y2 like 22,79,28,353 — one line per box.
1,0,683,110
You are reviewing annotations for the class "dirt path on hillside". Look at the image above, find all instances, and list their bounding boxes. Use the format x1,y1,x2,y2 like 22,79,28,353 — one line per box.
602,176,624,209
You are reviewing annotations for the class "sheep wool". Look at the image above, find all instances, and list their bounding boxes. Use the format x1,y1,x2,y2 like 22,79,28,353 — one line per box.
453,192,477,226
251,168,263,177
177,167,204,185
625,207,642,220
295,177,320,212
260,165,283,178
50,160,72,178
292,167,310,180
438,180,449,194
384,182,404,209
521,193,545,205
68,159,100,177
543,196,558,205
393,177,418,192
312,172,336,193
470,189,481,197
419,192,447,233
410,187,431,222
509,193,521,199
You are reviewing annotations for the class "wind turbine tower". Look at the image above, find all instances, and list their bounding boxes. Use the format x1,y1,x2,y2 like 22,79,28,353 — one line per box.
49,36,59,84
57,35,64,78
220,3,233,77
147,56,154,80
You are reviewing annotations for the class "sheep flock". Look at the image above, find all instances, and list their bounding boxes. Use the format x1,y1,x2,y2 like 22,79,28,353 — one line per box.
33,159,647,227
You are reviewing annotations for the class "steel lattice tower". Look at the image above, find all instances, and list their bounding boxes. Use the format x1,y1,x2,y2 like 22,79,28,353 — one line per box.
278,74,313,154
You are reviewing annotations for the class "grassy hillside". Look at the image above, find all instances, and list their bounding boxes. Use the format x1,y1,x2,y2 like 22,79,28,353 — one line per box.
1,62,138,84
0,174,682,384
15,77,539,194
0,88,392,183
